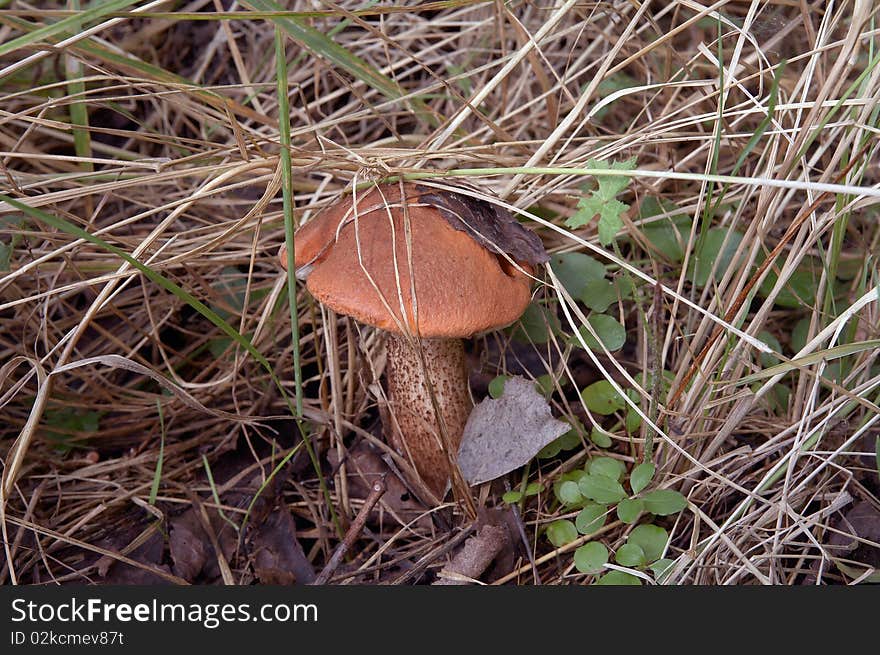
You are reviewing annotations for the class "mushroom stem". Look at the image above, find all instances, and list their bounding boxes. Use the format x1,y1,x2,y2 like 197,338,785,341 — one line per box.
384,334,472,496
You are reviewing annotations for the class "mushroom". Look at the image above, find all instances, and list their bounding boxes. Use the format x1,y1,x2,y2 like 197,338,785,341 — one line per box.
280,182,547,496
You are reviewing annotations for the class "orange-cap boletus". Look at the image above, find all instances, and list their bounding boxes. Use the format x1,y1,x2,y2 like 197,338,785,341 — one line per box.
280,182,548,496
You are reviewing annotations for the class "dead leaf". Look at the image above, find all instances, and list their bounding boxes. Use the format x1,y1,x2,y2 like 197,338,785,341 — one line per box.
329,441,431,527
417,183,549,266
169,508,209,581
96,522,171,585
828,501,880,582
249,505,315,585
434,523,510,585
457,376,569,485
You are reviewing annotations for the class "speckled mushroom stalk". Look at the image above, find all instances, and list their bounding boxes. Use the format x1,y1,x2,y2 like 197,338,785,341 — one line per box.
279,182,547,497
384,335,471,495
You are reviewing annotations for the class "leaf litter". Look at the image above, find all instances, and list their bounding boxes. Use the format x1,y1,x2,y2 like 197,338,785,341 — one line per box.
457,376,570,486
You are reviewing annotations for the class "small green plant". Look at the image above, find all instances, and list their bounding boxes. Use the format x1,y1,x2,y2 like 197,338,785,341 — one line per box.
544,456,687,584
521,236,635,359
581,370,674,436
546,250,631,354
502,481,543,505
687,226,744,287
509,300,561,344
565,157,637,246
42,405,101,453
592,524,676,585
635,197,692,263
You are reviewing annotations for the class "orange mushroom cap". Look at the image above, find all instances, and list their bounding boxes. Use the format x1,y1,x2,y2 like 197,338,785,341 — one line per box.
279,183,545,338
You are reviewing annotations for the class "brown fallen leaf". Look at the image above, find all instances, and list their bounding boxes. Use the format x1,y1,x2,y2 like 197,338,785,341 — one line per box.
828,501,880,582
329,441,431,528
97,522,171,585
249,504,315,585
457,376,570,485
434,510,514,585
169,508,209,582
167,501,237,584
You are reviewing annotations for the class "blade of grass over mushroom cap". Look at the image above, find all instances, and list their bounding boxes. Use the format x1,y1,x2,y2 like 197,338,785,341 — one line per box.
386,167,880,200
385,170,771,353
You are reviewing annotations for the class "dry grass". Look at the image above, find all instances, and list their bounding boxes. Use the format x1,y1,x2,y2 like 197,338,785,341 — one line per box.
1,0,879,585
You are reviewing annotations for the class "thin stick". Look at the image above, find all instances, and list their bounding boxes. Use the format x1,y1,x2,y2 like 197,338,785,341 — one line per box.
508,502,540,585
312,477,386,585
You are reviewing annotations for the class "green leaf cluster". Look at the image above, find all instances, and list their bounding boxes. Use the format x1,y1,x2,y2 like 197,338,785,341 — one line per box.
545,456,686,584
581,370,674,435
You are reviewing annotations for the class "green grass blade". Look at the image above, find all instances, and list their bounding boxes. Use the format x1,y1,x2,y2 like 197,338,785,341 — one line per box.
245,0,430,118
239,442,303,535
148,398,165,506
734,340,880,385
0,0,140,58
66,0,93,171
707,60,785,218
275,28,302,419
730,60,785,179
274,27,342,541
201,454,240,533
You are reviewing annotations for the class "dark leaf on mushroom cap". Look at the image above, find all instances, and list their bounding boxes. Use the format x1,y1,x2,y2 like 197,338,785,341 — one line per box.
416,183,549,267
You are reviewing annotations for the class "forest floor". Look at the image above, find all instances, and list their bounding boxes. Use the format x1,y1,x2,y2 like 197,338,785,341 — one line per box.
1,0,879,585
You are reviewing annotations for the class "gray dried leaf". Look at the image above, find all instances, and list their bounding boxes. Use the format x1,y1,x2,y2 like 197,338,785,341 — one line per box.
457,376,569,485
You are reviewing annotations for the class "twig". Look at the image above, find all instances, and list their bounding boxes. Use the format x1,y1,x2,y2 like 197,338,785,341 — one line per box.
313,477,386,585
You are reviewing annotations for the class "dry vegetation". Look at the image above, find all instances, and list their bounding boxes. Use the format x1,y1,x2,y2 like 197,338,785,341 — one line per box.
1,0,879,586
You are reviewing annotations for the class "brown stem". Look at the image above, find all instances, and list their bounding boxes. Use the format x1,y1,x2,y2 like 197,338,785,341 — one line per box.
384,335,472,496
